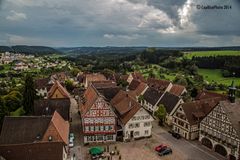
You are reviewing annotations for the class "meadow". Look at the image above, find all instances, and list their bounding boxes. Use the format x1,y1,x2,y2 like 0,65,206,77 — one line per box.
198,69,240,86
184,50,240,59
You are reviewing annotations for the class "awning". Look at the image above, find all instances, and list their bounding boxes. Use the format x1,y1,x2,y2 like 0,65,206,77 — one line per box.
89,147,104,155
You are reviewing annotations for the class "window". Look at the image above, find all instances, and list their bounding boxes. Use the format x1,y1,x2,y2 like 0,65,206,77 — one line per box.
90,126,94,131
144,122,150,127
145,115,150,119
135,123,140,128
97,135,103,141
109,126,113,130
107,135,113,140
129,124,134,129
95,126,99,131
145,130,149,135
134,131,139,136
105,126,109,131
85,126,89,131
100,126,104,131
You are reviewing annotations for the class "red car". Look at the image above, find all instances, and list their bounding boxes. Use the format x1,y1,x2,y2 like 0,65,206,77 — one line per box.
155,144,167,152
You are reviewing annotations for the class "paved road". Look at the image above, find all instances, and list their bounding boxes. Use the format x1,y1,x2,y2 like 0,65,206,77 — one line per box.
152,120,225,160
69,97,84,160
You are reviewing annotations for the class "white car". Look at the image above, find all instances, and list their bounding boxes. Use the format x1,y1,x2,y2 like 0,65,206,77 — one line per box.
69,139,74,148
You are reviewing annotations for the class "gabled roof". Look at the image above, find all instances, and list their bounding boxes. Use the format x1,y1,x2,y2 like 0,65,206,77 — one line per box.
195,90,227,100
158,92,181,114
92,80,120,101
47,81,70,99
128,79,141,90
143,87,164,106
129,82,148,99
34,98,70,121
169,84,186,96
130,72,146,82
85,73,106,82
49,111,69,145
79,84,100,115
147,78,171,91
0,116,51,145
220,100,240,137
92,80,117,89
51,72,69,82
0,142,64,160
181,97,223,125
0,111,69,145
34,77,51,90
111,91,141,125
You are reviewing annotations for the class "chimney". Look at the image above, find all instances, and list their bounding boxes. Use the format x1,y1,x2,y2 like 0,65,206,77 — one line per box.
228,81,236,103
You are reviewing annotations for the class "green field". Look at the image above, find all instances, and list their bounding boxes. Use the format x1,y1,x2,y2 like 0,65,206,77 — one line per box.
198,69,240,86
132,64,176,81
184,50,240,59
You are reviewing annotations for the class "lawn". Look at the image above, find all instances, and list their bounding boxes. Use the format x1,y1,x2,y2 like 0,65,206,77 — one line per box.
198,69,240,86
133,64,176,81
184,50,240,59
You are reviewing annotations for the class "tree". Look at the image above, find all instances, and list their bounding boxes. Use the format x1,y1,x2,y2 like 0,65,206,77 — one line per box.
137,95,144,103
65,79,74,92
3,91,22,112
23,74,36,115
154,104,167,126
174,75,188,86
70,67,81,77
0,96,8,127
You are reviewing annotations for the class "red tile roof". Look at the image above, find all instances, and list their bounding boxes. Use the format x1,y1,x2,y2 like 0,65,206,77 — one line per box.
49,111,69,145
195,90,227,100
128,79,141,90
129,82,148,99
92,80,117,89
147,78,171,91
111,91,141,125
181,97,223,125
47,81,70,99
0,111,69,145
79,84,99,115
34,77,51,90
131,72,146,82
169,84,186,96
85,73,106,83
0,142,65,160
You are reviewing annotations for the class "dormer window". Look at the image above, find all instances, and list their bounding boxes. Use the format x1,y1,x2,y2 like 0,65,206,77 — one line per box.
48,136,52,141
36,134,41,140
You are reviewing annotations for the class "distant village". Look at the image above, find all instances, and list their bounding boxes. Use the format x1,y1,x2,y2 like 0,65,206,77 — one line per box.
0,62,239,160
0,52,68,71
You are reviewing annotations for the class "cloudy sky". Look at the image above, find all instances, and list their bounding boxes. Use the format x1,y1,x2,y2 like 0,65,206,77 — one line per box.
0,0,239,47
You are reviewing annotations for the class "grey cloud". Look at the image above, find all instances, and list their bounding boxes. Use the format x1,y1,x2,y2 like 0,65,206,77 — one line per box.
0,0,239,47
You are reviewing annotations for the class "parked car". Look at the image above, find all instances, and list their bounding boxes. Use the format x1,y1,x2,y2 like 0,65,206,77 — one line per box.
172,132,181,139
158,147,172,156
69,139,74,148
69,133,75,141
155,144,167,152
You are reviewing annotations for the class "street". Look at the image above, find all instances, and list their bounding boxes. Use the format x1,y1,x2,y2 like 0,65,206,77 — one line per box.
151,120,225,160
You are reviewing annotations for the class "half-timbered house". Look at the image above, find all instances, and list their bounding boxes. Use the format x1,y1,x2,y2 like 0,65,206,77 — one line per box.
79,84,117,144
